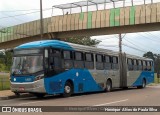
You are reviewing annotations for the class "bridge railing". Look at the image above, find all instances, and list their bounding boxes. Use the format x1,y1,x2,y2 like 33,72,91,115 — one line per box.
0,17,51,43
0,1,160,44
48,3,160,32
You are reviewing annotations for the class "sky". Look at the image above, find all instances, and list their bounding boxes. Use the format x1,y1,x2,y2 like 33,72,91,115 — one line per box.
0,0,160,56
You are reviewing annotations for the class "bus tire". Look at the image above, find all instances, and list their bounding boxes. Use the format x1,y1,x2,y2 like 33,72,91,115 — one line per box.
106,79,112,92
14,92,20,97
123,87,128,90
33,93,45,98
137,78,146,89
63,81,73,97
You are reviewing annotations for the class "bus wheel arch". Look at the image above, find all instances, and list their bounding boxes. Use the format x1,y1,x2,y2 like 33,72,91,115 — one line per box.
105,78,112,92
63,79,74,97
137,78,146,89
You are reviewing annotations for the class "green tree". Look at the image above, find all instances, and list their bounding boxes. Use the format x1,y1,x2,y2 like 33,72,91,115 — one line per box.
4,51,12,71
0,50,12,72
64,36,101,46
0,51,5,58
143,51,155,60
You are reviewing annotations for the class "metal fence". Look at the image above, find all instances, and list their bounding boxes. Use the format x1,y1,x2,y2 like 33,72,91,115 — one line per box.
0,77,10,90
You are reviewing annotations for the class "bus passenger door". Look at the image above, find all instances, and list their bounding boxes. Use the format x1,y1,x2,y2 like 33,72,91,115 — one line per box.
48,49,62,76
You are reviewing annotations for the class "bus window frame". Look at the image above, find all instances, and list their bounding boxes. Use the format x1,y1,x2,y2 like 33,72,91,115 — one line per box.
137,60,142,70
62,50,74,69
112,56,119,70
74,51,84,69
104,55,112,70
84,52,94,69
127,58,133,71
96,54,104,70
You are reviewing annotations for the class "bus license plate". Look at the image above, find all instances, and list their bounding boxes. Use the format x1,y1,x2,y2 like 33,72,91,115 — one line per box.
19,87,25,91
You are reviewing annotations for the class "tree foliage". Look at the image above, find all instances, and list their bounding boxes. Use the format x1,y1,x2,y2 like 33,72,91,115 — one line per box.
64,36,101,46
0,50,12,72
143,51,155,60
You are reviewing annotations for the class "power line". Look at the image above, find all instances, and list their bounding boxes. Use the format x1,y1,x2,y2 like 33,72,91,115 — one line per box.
98,44,118,48
124,36,160,53
123,37,148,52
1,12,26,23
96,37,117,41
138,33,160,43
0,9,42,12
0,8,52,20
122,43,146,53
145,32,160,41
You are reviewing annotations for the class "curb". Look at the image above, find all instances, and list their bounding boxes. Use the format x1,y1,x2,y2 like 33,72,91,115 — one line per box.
0,94,33,100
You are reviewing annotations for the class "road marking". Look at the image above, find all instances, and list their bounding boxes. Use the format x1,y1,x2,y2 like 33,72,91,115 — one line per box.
93,99,128,106
18,101,44,106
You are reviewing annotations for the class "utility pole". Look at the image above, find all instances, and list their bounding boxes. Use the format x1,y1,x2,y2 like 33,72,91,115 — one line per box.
157,54,160,83
40,0,44,40
119,33,122,53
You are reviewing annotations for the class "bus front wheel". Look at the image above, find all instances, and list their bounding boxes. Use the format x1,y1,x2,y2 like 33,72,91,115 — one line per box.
63,82,73,97
137,79,146,89
33,93,45,98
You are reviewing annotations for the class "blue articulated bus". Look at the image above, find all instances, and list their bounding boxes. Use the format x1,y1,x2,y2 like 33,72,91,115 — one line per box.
10,40,154,98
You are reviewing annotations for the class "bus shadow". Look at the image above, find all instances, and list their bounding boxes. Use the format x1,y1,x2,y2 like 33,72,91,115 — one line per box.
20,87,145,101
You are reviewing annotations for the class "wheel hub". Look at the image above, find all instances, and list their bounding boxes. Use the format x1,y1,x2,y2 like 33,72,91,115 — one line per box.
65,86,71,93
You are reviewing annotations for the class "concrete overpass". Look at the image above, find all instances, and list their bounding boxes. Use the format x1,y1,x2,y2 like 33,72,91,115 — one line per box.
0,1,160,49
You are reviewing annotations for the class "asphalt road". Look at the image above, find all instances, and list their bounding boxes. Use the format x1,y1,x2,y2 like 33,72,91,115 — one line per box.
1,85,160,115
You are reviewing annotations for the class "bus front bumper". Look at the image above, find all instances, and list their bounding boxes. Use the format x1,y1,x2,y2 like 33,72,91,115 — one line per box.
10,79,46,93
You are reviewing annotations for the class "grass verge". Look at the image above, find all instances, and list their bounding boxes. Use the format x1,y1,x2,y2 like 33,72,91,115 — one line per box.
0,75,10,90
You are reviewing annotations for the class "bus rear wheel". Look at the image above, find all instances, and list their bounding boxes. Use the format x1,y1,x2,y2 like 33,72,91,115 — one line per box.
63,82,73,97
106,80,112,92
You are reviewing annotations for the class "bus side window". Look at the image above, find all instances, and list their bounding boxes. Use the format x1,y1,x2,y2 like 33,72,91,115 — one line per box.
127,58,133,71
63,50,73,69
84,53,94,69
96,54,104,70
53,50,61,66
133,59,138,70
74,52,84,68
138,60,142,70
147,61,151,71
104,55,111,70
49,49,55,70
150,61,153,71
142,61,147,71
112,56,119,70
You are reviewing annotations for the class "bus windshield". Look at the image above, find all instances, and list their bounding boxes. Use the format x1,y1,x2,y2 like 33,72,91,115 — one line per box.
12,55,43,75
